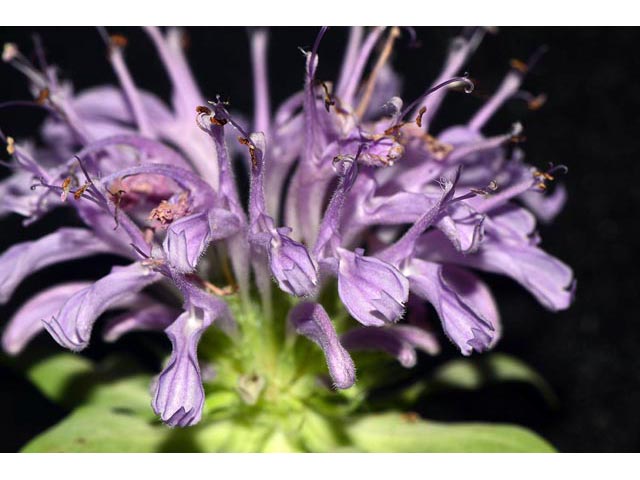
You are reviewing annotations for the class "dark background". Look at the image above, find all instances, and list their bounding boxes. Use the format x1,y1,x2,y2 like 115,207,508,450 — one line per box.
0,27,638,452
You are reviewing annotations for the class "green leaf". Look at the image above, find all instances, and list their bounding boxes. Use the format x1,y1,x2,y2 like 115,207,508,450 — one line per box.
84,374,156,420
346,412,556,452
22,352,157,418
24,352,94,407
429,353,557,405
21,406,168,453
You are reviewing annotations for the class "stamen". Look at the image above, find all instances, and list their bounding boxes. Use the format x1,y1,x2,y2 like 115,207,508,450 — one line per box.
355,26,401,119
527,93,547,111
398,76,475,124
60,176,72,202
6,136,15,155
210,116,228,127
110,34,128,49
195,105,211,115
73,183,90,200
2,43,18,62
308,26,329,78
109,188,126,230
203,280,237,297
415,106,427,128
237,136,258,168
319,81,335,112
35,87,50,105
510,58,528,73
206,99,253,140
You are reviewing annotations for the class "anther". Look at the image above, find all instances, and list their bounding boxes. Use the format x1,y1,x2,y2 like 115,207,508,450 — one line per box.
415,106,427,128
6,136,15,155
528,93,547,111
238,137,258,168
2,43,18,63
36,88,50,105
210,116,228,126
73,183,90,200
60,177,72,202
510,58,528,74
110,34,128,49
319,81,335,112
196,105,212,115
109,188,126,230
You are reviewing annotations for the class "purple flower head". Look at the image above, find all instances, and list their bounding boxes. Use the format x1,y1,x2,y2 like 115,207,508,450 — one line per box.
0,27,574,428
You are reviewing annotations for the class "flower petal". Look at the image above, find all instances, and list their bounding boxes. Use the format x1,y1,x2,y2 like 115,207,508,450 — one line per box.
269,231,318,297
2,282,90,355
152,284,231,427
337,248,409,326
289,302,355,389
0,228,112,304
406,259,498,355
102,302,178,343
43,263,161,351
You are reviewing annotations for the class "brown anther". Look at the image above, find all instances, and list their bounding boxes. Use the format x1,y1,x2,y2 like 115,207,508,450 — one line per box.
415,106,427,128
73,183,90,200
36,87,50,105
510,58,528,73
210,116,228,126
510,135,527,144
6,136,15,155
108,188,126,230
110,34,128,48
203,280,238,297
141,257,164,269
488,180,499,191
542,172,555,181
384,123,406,137
238,137,258,168
320,81,335,112
180,30,191,50
537,182,547,191
196,105,212,115
528,94,547,111
60,176,72,201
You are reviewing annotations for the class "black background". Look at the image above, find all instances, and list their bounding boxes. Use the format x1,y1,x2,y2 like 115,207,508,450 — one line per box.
0,27,638,452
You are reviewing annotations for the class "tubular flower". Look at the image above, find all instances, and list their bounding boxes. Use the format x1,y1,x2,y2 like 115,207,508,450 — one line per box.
0,27,574,428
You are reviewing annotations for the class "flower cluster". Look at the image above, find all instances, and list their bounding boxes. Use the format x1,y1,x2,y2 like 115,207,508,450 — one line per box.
0,27,574,427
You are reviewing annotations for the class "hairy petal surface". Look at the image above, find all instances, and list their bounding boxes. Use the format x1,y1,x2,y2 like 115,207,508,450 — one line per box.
290,302,355,389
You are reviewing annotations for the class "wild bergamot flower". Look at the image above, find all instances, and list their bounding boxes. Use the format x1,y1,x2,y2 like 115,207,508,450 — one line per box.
0,27,574,430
